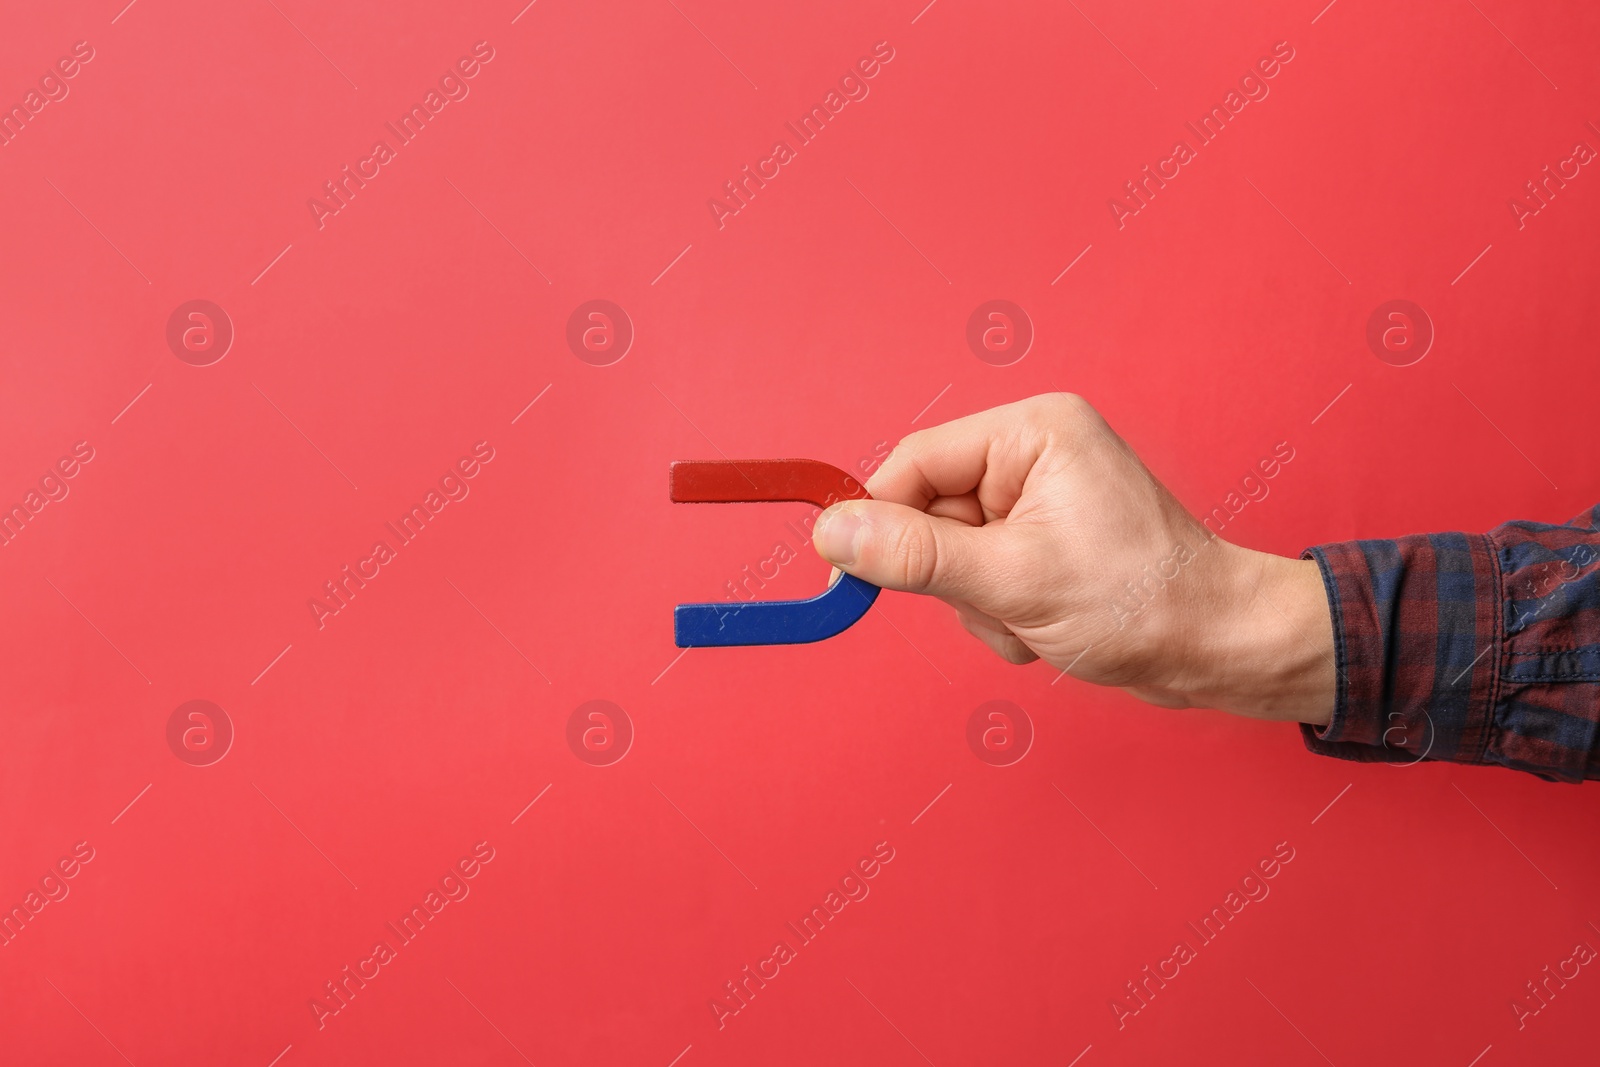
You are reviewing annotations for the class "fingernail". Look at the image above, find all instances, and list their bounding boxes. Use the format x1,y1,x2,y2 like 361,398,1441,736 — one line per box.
815,507,864,566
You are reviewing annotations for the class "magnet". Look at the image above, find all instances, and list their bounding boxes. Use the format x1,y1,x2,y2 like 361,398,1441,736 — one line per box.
671,459,880,647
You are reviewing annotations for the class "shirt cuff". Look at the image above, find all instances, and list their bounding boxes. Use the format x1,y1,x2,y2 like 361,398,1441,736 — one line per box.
1297,534,1503,772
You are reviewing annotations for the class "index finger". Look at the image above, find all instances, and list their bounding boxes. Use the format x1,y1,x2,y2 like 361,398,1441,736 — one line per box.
863,394,1069,517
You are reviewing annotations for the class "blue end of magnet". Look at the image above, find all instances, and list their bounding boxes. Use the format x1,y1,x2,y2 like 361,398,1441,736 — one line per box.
674,573,879,647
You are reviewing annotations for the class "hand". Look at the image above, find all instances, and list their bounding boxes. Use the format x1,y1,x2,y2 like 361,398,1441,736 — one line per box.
811,394,1335,724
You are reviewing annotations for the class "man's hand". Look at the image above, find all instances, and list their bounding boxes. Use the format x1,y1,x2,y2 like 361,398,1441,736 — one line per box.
811,394,1335,725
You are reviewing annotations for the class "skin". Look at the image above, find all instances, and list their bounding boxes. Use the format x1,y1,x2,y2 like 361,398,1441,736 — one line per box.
811,393,1336,726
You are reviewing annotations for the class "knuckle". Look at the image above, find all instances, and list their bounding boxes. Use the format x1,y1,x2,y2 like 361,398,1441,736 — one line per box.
891,427,929,460
865,435,918,497
1035,390,1090,420
1041,392,1103,452
891,518,940,590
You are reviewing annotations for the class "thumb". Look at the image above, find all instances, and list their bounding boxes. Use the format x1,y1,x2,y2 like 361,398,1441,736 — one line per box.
812,500,994,600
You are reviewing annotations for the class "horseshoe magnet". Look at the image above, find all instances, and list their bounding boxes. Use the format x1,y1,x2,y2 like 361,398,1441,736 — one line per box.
671,459,880,647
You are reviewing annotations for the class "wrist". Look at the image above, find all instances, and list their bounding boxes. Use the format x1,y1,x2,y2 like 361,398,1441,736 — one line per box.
1186,543,1337,724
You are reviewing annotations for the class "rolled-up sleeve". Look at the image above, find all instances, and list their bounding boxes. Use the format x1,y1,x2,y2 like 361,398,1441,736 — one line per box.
1300,503,1600,783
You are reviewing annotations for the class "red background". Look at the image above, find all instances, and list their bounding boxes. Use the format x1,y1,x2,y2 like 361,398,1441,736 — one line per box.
1,0,1597,1064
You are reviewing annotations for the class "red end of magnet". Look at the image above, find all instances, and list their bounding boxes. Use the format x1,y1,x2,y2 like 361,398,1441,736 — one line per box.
669,459,870,507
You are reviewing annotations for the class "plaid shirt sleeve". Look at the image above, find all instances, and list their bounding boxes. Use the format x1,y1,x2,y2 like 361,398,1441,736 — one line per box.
1300,502,1600,783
